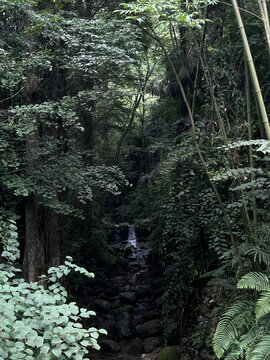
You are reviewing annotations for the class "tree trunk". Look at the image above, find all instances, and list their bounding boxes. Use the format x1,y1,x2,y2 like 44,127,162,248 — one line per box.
23,54,45,281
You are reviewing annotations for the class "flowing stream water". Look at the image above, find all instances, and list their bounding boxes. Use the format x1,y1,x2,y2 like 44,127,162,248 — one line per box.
90,225,163,360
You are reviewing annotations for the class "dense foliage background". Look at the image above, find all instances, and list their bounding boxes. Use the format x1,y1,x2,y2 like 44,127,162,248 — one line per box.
1,0,270,359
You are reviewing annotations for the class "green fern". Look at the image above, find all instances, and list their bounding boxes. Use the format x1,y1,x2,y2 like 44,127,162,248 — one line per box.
256,290,270,320
237,272,270,292
240,323,260,348
208,277,236,291
245,248,270,267
213,301,254,358
251,335,270,360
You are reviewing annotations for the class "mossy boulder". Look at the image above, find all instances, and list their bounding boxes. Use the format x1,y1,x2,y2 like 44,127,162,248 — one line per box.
100,339,121,353
143,337,162,353
136,319,163,337
118,305,134,313
115,354,141,360
156,346,179,360
93,299,111,312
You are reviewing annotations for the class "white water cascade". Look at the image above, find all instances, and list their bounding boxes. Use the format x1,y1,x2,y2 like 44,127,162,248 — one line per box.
127,224,137,248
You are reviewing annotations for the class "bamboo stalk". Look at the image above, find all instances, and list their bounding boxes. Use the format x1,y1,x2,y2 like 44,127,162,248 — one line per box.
245,57,258,241
258,0,270,54
231,0,270,140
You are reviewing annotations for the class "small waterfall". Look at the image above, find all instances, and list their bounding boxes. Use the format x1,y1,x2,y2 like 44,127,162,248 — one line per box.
128,224,137,248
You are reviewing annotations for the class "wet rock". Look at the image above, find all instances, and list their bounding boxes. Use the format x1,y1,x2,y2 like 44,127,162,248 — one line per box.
116,312,131,322
156,346,179,360
136,319,163,337
100,339,121,353
124,245,136,257
118,305,134,313
116,319,135,338
93,299,111,312
135,286,153,299
143,337,163,353
112,245,123,253
120,292,137,305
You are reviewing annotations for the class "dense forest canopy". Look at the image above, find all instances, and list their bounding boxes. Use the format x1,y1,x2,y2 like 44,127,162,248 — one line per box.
1,0,270,359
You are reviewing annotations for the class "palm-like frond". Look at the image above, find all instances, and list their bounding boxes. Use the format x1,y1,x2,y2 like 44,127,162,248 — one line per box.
251,335,270,360
213,301,254,358
245,248,270,267
256,290,270,320
237,272,270,292
241,323,260,347
208,277,235,291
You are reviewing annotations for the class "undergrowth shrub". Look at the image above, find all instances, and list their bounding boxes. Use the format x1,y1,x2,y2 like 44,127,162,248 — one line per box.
0,219,106,360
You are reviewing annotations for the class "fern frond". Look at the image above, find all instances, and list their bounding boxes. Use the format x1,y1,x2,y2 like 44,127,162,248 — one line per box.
224,354,241,360
208,277,235,290
260,314,270,334
256,290,270,320
213,301,253,358
224,341,244,360
251,335,270,360
200,266,227,279
224,355,240,360
245,248,270,267
237,272,270,292
241,324,260,347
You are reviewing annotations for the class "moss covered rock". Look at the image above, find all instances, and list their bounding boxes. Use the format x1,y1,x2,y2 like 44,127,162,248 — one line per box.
115,354,141,360
100,339,121,353
143,337,162,353
156,346,179,360
136,319,163,337
118,305,134,313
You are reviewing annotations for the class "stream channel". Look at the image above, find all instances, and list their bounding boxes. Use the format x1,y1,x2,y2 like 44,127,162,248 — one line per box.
89,225,163,360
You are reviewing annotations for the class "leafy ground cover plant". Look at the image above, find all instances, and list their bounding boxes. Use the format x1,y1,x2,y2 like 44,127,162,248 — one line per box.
0,219,106,360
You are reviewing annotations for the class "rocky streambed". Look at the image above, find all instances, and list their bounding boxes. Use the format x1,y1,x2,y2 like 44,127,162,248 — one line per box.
88,225,173,360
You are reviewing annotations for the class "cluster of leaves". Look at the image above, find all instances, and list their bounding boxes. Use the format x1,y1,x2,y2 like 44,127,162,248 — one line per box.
118,0,218,28
0,218,106,360
213,270,270,360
